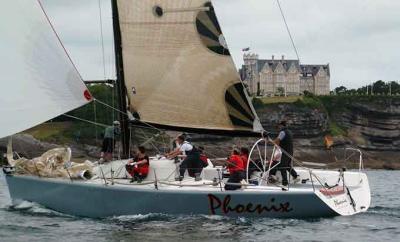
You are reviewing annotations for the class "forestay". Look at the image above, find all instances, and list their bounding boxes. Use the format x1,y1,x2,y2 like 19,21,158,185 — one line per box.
0,0,91,139
117,0,263,135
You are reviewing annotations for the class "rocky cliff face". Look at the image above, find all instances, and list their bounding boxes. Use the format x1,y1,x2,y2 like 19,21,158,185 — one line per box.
329,97,400,151
255,97,400,152
256,104,328,137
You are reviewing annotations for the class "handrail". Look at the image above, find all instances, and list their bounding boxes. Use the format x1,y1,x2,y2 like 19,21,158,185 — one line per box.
344,148,364,172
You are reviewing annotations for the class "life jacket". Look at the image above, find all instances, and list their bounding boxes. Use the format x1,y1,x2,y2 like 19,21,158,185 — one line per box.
279,128,293,156
227,155,244,174
240,154,249,170
200,154,209,167
134,155,150,175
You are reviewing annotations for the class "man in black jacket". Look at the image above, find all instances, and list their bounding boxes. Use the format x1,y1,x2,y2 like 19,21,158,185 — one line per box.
270,120,299,187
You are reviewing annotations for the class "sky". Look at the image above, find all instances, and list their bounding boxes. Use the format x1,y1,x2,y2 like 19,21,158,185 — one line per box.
41,0,400,89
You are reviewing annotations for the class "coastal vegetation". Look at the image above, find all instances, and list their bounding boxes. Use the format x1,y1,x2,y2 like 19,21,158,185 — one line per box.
333,80,400,96
33,84,118,145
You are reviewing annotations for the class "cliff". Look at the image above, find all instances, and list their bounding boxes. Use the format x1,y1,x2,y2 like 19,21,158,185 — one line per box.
189,96,400,169
255,96,400,169
320,96,400,151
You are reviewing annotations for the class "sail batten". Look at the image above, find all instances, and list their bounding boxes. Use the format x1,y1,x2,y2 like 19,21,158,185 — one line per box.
0,0,91,139
117,0,262,135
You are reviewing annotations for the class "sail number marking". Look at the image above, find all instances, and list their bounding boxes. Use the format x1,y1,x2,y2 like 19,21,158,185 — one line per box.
207,194,293,215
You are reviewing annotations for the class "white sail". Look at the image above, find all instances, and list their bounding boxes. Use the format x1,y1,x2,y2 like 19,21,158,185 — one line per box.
117,0,262,135
0,0,92,139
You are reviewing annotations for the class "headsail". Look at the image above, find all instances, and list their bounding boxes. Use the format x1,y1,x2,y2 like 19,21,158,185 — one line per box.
0,0,91,139
117,0,263,135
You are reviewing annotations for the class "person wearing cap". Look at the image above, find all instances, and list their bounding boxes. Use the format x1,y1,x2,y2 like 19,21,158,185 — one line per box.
99,121,121,163
271,120,299,187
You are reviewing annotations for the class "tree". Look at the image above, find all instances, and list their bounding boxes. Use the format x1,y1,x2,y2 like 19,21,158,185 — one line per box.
372,80,386,94
276,87,285,96
304,90,314,97
389,81,400,95
334,86,347,94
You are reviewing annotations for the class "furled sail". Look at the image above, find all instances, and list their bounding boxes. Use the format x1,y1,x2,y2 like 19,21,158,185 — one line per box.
0,0,92,139
117,0,263,135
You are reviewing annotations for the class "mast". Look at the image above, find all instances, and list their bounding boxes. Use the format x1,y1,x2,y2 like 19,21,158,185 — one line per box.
111,0,130,158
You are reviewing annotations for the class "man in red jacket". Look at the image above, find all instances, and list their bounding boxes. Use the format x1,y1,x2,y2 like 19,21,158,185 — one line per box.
225,148,245,190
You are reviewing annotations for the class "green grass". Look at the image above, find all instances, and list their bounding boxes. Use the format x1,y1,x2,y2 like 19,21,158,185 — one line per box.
253,95,325,111
329,122,346,136
297,96,324,109
258,96,302,104
25,122,74,144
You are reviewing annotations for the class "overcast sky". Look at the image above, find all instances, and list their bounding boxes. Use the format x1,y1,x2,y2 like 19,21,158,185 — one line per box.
41,0,400,89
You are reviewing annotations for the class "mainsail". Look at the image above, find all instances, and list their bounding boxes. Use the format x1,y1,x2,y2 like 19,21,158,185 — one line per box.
0,0,91,139
117,0,263,135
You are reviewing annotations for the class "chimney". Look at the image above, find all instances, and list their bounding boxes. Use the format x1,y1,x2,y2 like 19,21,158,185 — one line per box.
272,55,275,60
282,55,285,60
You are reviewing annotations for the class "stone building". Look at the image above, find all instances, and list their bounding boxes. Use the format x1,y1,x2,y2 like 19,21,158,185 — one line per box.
240,54,330,96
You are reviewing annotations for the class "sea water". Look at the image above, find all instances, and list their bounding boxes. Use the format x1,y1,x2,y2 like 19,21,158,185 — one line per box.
0,171,399,242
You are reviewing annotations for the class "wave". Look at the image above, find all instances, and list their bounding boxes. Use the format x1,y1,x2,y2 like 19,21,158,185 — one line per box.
367,205,400,218
370,205,400,212
5,200,72,218
108,213,174,224
108,213,256,227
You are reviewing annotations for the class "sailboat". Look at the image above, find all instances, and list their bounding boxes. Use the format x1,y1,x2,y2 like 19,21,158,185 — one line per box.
1,0,371,218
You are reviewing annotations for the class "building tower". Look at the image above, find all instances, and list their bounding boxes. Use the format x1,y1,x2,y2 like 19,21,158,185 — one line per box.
243,53,259,95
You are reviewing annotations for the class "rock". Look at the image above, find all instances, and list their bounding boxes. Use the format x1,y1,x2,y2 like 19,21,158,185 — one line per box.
257,104,328,138
0,134,58,159
333,98,400,151
0,134,97,161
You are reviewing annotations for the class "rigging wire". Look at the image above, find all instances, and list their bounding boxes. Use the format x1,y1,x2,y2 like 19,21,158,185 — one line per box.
276,0,300,62
93,98,168,151
275,0,317,93
97,0,107,79
94,98,163,133
93,100,98,144
63,114,108,128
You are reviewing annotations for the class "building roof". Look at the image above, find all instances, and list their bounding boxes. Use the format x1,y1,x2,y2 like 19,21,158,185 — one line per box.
255,59,330,77
257,59,300,73
239,56,331,81
301,64,330,76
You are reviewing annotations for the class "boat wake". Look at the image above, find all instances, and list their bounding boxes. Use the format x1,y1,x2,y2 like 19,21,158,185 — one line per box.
108,213,253,225
5,201,71,218
368,205,400,218
109,213,174,223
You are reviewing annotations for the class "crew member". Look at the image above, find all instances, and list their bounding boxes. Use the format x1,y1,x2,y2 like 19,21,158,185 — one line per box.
272,120,299,187
100,121,121,163
240,147,249,170
225,148,245,190
126,146,150,182
166,135,202,180
198,146,209,168
268,146,283,183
